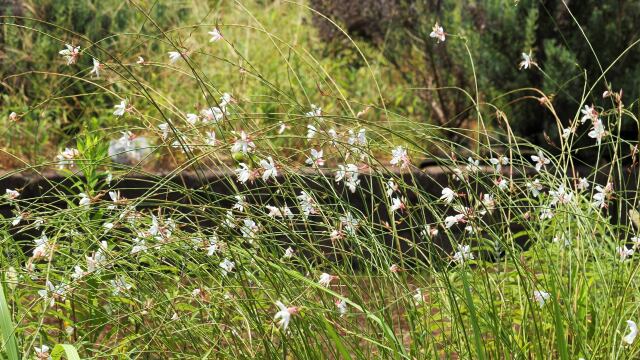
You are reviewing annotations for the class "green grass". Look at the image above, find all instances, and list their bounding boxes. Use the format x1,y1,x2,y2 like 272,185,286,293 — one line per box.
1,1,640,359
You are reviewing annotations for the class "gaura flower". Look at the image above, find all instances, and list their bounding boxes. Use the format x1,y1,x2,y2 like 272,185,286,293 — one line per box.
519,51,537,70
305,148,325,167
588,118,606,145
429,23,445,42
592,182,613,209
440,187,457,204
90,58,103,78
623,320,638,345
390,146,410,168
231,131,255,154
307,124,318,140
489,155,509,172
318,272,337,287
113,100,128,117
5,189,20,200
533,290,550,307
335,299,348,317
260,157,278,181
531,150,550,172
452,244,474,264
617,246,634,262
274,301,299,331
168,51,182,64
305,104,322,119
219,258,235,276
208,28,223,42
580,105,598,124
391,197,406,213
59,44,80,65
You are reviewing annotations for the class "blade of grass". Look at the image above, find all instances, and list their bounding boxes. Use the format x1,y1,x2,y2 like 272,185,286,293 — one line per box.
51,344,81,360
0,281,19,360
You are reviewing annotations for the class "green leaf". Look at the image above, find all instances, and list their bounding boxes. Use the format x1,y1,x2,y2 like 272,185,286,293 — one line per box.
0,281,19,360
51,344,81,360
321,316,353,360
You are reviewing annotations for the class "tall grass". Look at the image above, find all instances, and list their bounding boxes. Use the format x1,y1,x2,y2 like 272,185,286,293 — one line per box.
1,1,640,359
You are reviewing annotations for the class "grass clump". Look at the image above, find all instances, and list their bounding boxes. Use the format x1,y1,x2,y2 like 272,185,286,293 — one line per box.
1,1,640,359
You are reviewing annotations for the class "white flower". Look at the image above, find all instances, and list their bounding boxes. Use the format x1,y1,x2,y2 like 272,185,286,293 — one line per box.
413,288,424,304
562,127,573,139
186,113,199,125
260,157,278,181
35,344,52,360
32,233,53,260
489,156,509,172
391,197,406,213
235,163,252,184
297,191,318,217
113,100,127,117
549,185,573,206
335,164,360,193
201,106,224,123
519,51,536,70
111,277,133,295
219,258,235,275
55,147,80,169
421,224,439,239
526,179,543,197
274,301,298,331
318,272,336,287
11,215,22,226
452,245,474,264
168,51,182,64
588,118,606,145
131,238,147,254
386,179,399,197
90,58,102,78
38,280,66,308
208,28,223,42
307,124,318,140
496,178,509,191
158,123,170,141
592,182,613,209
440,187,457,204
623,320,638,345
390,146,409,168
305,148,325,167
283,247,295,259
444,214,465,228
540,206,554,220
204,131,216,146
340,212,359,235
59,44,80,65
466,157,480,173
136,56,145,64
224,210,236,228
240,218,259,240
335,299,348,317
205,235,221,256
277,121,288,134
429,23,445,42
533,290,550,307
78,193,91,207
531,150,550,172
231,131,255,154
580,105,598,124
8,112,18,122
617,246,634,261
305,104,322,119
5,189,20,200
480,193,495,215
233,195,247,212
577,177,590,191
265,205,293,218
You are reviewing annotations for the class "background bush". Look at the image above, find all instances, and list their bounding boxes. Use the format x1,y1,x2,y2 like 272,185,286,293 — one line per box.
311,0,640,150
